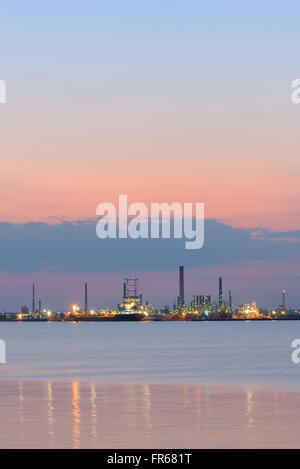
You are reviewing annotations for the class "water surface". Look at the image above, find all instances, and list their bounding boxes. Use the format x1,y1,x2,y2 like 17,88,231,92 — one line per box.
1,321,300,448
0,321,299,387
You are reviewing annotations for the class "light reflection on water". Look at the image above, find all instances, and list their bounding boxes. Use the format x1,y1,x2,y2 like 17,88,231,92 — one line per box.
0,380,300,448
72,381,80,450
1,322,300,447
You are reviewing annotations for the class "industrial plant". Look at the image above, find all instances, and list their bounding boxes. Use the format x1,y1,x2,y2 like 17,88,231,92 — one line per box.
0,266,298,322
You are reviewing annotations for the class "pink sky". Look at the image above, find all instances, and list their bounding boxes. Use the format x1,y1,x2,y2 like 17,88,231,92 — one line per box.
1,136,299,229
1,0,299,232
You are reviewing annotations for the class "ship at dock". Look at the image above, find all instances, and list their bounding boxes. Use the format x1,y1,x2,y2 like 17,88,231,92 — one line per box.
65,278,146,322
65,312,145,322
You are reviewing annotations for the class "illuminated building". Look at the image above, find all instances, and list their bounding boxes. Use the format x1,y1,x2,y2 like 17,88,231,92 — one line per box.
119,278,142,313
237,301,260,318
191,295,212,313
277,304,286,316
191,296,198,310
199,295,211,306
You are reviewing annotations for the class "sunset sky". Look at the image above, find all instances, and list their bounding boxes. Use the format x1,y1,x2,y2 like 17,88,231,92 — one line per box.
0,1,300,310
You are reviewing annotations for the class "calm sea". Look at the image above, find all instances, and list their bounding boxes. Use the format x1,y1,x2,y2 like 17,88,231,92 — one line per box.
0,320,300,387
1,321,300,448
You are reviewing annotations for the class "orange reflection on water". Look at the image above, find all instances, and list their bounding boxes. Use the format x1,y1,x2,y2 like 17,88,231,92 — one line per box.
90,383,97,442
47,381,55,445
72,381,80,449
0,380,299,448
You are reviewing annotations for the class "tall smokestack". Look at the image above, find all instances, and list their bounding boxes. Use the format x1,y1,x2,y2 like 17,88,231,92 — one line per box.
282,289,286,310
179,266,184,307
38,300,41,314
84,282,88,313
123,282,127,301
32,284,35,313
229,290,232,308
219,277,223,307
